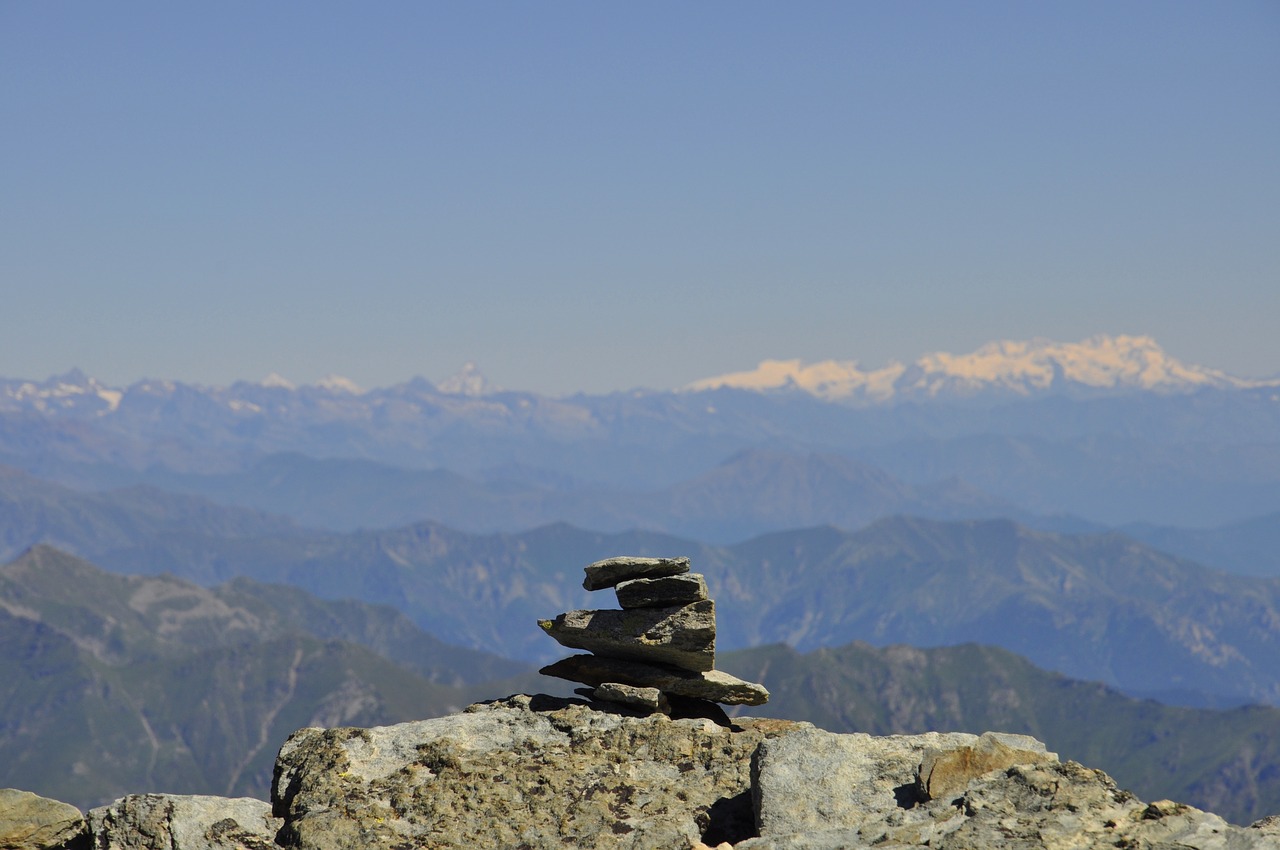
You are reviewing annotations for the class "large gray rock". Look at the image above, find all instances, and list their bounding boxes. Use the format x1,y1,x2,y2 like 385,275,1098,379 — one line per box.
583,556,690,591
87,795,280,850
751,726,990,838
742,725,1273,849
615,574,709,609
538,601,716,672
272,694,801,850
0,789,85,850
541,654,770,705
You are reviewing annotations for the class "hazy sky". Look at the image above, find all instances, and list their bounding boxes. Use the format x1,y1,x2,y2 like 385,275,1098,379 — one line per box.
2,2,1277,393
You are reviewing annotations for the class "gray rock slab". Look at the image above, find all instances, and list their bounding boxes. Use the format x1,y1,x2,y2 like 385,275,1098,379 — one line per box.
615,573,708,609
272,694,802,850
592,682,670,714
582,556,689,591
538,600,716,672
540,653,770,705
752,727,984,839
744,727,1275,850
0,788,85,850
86,794,280,850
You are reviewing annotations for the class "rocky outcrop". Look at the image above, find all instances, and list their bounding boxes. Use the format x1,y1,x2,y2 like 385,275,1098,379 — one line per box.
273,694,795,850
539,556,769,710
7,694,1280,849
266,696,1280,849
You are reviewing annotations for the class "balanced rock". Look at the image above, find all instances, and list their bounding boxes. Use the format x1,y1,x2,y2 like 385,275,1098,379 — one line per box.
544,555,767,711
616,573,708,608
582,556,689,591
542,653,770,706
538,600,716,672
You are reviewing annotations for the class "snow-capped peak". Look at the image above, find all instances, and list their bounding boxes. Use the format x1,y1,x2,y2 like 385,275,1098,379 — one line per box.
438,362,496,397
260,372,296,390
316,374,364,395
685,335,1273,403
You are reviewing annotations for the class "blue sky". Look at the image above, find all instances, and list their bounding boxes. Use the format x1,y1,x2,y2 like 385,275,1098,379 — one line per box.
2,2,1277,393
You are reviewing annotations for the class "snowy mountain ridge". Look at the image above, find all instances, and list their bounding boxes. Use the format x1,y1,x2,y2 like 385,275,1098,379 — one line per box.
2,337,1275,421
685,334,1278,402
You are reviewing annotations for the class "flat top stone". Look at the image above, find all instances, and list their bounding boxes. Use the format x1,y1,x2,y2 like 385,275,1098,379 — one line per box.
582,556,690,591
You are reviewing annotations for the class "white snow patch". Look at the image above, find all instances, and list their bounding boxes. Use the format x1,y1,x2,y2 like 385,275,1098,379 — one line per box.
260,372,296,390
96,389,123,412
316,374,364,395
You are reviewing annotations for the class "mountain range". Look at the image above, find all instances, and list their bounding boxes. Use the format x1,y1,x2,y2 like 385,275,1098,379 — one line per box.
688,334,1280,401
3,335,1279,529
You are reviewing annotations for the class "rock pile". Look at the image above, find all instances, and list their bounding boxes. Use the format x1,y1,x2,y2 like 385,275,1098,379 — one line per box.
538,556,769,714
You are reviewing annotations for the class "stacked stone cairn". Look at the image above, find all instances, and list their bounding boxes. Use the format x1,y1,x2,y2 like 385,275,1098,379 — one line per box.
538,555,769,716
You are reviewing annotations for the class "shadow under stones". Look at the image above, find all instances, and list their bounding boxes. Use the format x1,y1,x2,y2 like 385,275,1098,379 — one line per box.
699,790,756,846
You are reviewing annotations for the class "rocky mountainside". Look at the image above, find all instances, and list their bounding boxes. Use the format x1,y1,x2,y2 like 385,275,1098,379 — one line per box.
0,546,528,810
36,510,1280,708
7,547,1280,829
5,695,1279,849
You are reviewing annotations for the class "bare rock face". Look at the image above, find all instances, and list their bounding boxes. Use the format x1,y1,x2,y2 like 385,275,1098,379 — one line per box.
271,694,801,850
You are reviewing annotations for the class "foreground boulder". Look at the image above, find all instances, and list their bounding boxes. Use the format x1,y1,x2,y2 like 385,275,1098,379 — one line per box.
8,695,1280,849
272,694,795,850
269,695,1280,850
